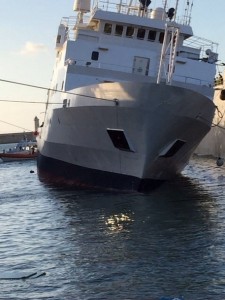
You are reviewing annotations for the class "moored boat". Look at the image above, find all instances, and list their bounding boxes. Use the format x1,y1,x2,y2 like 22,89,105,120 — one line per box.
0,139,37,162
37,0,218,191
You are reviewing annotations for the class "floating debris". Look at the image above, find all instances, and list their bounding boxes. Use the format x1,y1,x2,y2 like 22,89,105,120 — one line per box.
0,271,46,280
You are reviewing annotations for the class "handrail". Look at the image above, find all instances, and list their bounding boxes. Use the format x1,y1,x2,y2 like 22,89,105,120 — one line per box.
66,58,214,87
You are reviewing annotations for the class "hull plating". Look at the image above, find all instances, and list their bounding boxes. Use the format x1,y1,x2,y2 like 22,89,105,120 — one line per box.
37,153,163,192
37,82,215,191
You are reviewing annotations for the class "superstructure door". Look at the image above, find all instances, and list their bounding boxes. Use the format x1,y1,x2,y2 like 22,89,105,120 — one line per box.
132,56,150,76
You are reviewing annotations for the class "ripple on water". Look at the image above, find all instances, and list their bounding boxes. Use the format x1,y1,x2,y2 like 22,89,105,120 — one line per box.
0,157,225,298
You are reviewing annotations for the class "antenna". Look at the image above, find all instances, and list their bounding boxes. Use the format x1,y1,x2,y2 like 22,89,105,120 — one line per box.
163,0,168,12
184,0,193,25
189,1,194,25
174,0,179,21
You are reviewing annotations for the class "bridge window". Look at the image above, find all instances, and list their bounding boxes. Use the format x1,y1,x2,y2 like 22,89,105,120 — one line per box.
126,26,134,37
104,23,112,34
137,28,146,39
115,24,123,36
148,30,156,41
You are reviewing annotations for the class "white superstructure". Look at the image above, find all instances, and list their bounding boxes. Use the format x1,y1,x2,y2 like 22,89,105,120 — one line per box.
37,0,218,191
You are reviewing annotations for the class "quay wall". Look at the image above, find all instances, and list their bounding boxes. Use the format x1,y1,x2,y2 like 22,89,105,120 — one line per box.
0,132,35,144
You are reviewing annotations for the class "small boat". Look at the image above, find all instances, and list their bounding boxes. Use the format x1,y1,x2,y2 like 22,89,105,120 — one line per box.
0,139,37,162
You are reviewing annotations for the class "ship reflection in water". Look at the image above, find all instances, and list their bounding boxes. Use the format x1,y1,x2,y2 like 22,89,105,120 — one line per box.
0,155,225,299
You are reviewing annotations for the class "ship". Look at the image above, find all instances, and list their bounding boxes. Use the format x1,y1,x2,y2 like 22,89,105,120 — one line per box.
37,0,218,191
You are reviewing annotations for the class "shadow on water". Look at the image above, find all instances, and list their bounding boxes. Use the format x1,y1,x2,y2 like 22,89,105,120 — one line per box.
42,174,225,299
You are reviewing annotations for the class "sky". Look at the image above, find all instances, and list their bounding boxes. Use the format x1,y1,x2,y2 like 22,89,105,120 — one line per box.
0,0,225,134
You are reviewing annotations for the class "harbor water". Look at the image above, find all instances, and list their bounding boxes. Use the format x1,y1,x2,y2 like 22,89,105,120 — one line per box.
1,144,225,299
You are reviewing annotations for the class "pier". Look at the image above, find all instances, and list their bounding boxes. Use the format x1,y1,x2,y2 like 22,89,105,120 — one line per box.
0,132,35,144
0,116,39,144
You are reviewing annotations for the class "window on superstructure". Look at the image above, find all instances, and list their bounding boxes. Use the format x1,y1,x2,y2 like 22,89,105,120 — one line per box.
148,30,156,41
56,35,61,44
159,32,165,43
88,20,99,31
115,24,123,36
104,23,112,34
126,26,134,38
137,28,146,40
91,51,99,61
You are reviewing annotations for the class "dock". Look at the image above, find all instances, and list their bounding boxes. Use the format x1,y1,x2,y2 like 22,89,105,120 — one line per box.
0,132,35,144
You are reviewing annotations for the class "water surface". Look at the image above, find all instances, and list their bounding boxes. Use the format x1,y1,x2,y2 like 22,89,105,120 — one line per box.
0,151,225,299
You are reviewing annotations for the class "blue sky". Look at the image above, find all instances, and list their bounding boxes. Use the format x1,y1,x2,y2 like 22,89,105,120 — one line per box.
0,0,225,134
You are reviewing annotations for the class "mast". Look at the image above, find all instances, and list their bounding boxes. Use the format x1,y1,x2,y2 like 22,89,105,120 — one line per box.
174,0,179,21
184,0,194,25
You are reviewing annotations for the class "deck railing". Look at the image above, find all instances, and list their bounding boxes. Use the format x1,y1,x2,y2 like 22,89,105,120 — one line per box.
65,58,213,87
